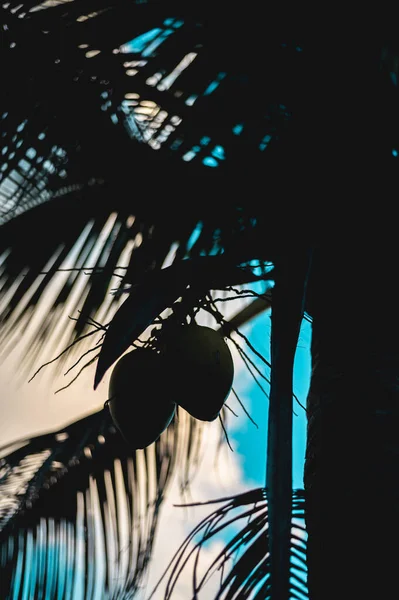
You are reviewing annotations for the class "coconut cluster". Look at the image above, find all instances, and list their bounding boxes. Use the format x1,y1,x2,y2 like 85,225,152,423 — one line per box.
107,325,234,449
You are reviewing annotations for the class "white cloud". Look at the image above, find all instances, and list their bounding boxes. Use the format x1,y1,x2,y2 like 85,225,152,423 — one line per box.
138,421,251,600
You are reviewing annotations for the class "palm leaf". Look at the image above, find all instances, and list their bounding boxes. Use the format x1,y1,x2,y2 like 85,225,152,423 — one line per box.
3,0,396,369
0,403,207,598
147,488,307,599
0,0,321,372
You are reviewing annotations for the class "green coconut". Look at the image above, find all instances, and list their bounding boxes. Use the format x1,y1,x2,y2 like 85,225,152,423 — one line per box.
163,324,234,421
108,348,176,449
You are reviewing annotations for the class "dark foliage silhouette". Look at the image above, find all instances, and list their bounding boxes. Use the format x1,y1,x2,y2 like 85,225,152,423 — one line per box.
1,2,399,598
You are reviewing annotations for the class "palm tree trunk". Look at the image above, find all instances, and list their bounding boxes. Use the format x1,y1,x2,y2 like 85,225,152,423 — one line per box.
304,246,399,599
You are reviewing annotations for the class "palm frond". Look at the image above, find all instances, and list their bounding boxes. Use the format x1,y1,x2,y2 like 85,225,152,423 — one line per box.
2,0,398,372
0,0,319,371
0,404,206,598
147,488,307,600
0,0,307,221
0,184,273,378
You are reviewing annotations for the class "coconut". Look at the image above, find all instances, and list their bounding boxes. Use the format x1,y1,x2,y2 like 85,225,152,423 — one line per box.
108,348,176,449
163,324,234,421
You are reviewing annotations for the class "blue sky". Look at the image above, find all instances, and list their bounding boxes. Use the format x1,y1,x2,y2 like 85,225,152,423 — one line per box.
226,306,311,491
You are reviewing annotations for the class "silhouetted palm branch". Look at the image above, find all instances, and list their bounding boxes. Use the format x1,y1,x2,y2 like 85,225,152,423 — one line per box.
0,0,317,368
0,403,209,598
148,488,307,600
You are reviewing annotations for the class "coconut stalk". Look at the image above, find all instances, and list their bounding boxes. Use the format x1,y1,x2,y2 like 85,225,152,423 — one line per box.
266,248,312,599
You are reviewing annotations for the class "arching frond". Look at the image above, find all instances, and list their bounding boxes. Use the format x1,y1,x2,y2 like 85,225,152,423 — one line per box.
0,0,332,369
147,488,307,600
2,0,398,373
0,404,207,599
